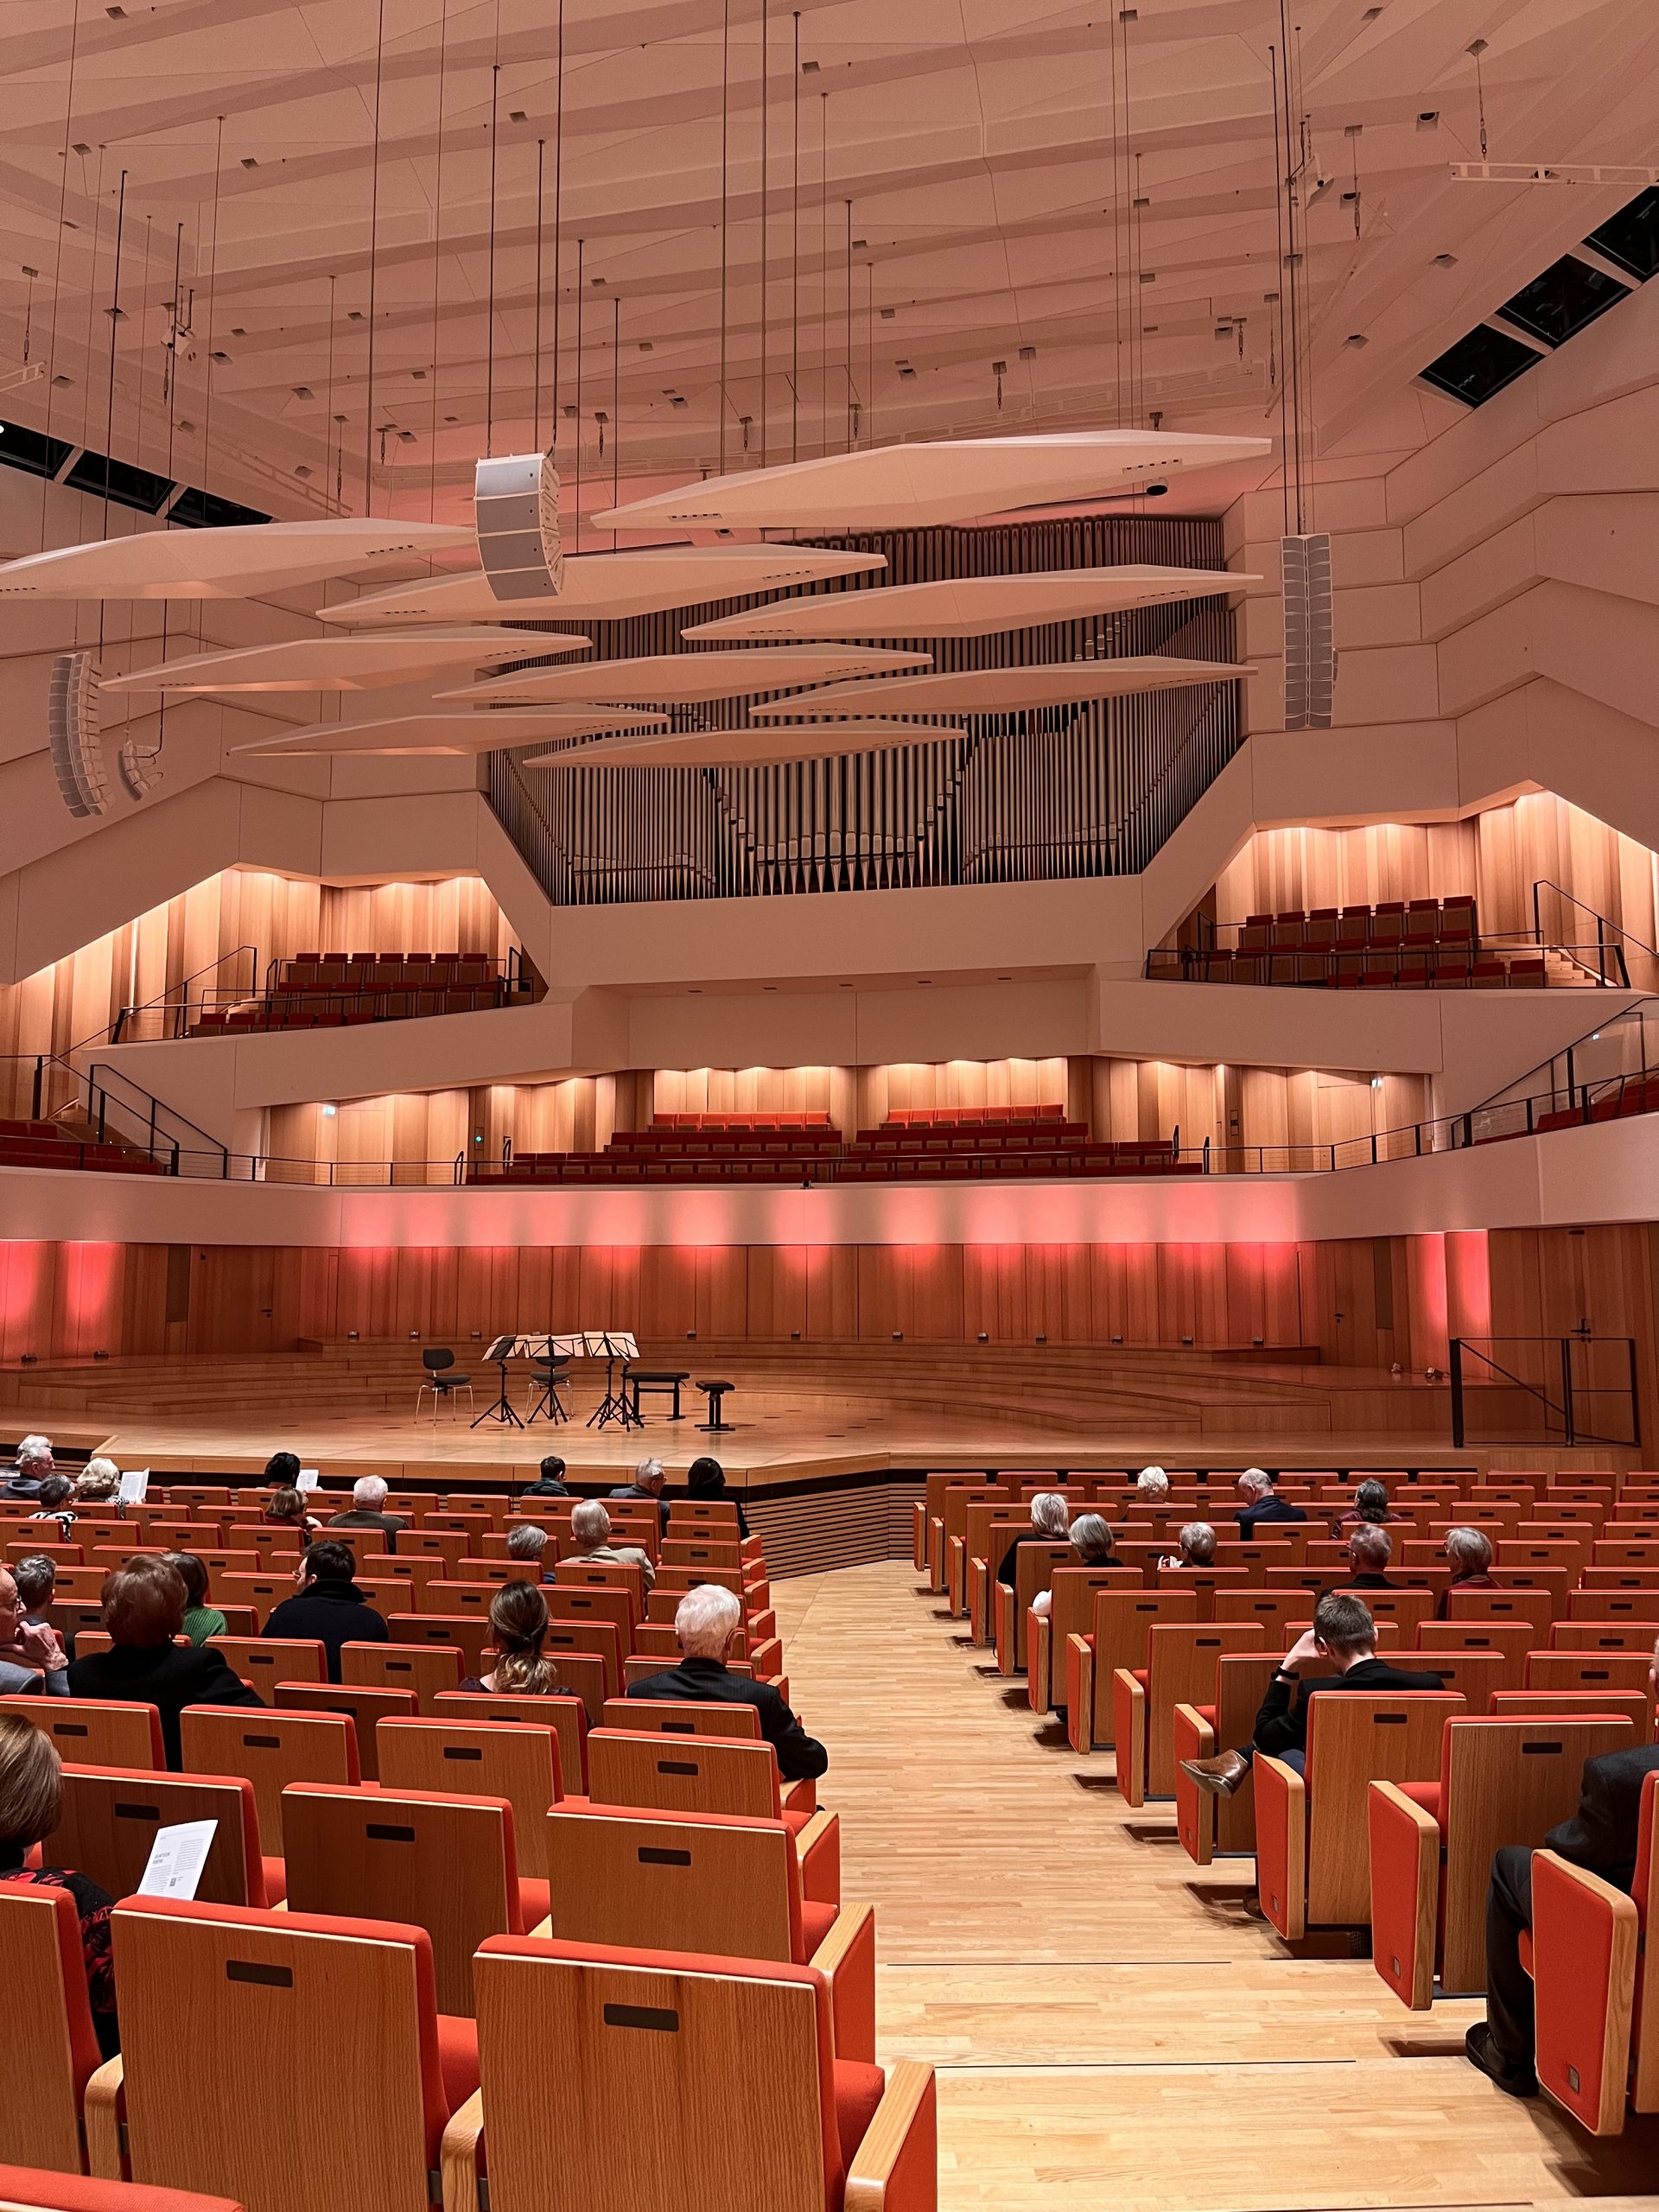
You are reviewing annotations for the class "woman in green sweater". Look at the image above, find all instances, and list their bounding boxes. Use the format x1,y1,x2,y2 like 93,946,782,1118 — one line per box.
165,1553,226,1646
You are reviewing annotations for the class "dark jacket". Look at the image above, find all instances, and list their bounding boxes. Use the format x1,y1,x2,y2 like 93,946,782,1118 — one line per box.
608,1482,671,1529
1251,1654,1445,1759
67,1640,264,1770
1236,1493,1308,1535
326,1509,408,1552
521,1477,575,1498
1543,1745,1659,1891
626,1656,828,1782
1344,1573,1396,1591
260,1578,391,1683
996,1533,1058,1588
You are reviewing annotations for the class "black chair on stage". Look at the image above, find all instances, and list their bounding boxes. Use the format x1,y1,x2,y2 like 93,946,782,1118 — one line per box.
529,1360,571,1424
416,1345,474,1421
696,1378,735,1433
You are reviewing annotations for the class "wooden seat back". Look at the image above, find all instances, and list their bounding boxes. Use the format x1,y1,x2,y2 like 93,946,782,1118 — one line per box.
1415,1621,1533,1689
1138,1625,1264,1796
1570,1587,1659,1624
390,1612,493,1675
600,1696,761,1740
1446,1588,1553,1641
209,1636,327,1692
272,1680,416,1780
431,1688,588,1795
542,1804,798,1958
47,1768,268,1907
471,1937,839,2212
1211,1590,1305,1645
340,1639,463,1713
661,1539,741,1573
179,1707,358,1846
1303,1693,1465,1925
108,1896,448,2210
1088,1590,1198,1746
668,1499,742,1535
281,1782,519,2016
544,1586,635,1643
586,1728,780,1820
553,1560,645,1614
377,1717,563,1880
0,1694,162,1770
1525,1650,1657,1729
1007,1542,1073,1669
0,1883,103,2173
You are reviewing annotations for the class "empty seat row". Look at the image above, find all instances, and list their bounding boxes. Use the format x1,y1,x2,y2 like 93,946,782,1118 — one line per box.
1238,896,1478,950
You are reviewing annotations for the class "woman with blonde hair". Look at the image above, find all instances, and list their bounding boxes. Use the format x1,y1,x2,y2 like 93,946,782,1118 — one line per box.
74,1458,124,1509
459,1580,578,1698
0,1713,120,2054
262,1484,321,1537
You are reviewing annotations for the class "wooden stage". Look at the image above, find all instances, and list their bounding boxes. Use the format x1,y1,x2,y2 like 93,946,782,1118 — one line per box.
785,1560,1659,2209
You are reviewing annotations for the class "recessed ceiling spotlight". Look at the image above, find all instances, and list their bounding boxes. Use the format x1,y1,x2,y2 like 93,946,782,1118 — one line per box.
1362,4,1382,17
853,237,868,250
348,309,364,321
231,326,245,336
880,306,896,319
1345,332,1369,346
1018,343,1036,360
211,349,230,362
1417,111,1440,129
52,372,72,387
73,141,91,156
411,367,427,379
509,109,527,122
671,394,688,406
398,429,416,442
1433,252,1459,267
801,58,819,73
1133,194,1150,208
22,264,37,277
292,385,313,398
1142,323,1159,334
1139,270,1156,283
638,340,654,352
105,5,125,16
240,156,258,169
898,365,917,378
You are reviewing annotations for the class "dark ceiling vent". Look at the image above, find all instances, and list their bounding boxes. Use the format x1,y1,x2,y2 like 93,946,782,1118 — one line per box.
1419,323,1541,408
1496,252,1629,349
1584,185,1659,282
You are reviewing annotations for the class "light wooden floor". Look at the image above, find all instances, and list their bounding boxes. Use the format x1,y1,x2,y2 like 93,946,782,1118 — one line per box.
772,1560,1659,2210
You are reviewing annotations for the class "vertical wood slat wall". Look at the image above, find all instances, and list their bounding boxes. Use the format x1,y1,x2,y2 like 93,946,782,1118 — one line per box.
486,514,1244,905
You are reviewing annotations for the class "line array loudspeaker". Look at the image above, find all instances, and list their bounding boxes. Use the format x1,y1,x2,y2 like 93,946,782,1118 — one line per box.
1281,531,1335,729
48,650,111,817
475,448,565,600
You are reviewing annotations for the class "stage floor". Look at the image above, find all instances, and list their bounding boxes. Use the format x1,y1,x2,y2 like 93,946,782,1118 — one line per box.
784,1560,1659,2208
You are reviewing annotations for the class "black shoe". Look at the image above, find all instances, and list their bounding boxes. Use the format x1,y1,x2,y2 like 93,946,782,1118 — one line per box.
1465,2022,1537,2098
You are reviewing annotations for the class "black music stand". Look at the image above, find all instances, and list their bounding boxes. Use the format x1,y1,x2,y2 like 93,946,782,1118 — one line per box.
472,1333,526,1428
586,1330,642,1432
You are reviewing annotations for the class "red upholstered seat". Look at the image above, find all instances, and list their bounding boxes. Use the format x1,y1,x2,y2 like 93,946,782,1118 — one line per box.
832,2059,888,2172
0,2169,245,2211
434,2012,481,2119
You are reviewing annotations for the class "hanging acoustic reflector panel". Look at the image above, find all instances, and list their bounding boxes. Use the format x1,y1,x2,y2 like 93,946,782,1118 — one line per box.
1281,533,1335,729
474,449,565,601
48,650,110,817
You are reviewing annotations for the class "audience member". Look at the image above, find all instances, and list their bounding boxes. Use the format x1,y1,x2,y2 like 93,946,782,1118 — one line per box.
261,1541,390,1682
567,1501,656,1592
1466,1637,1659,2098
458,1581,586,1698
0,1565,68,1695
627,1584,828,1782
1179,1592,1443,1796
0,1713,119,2056
73,1458,124,1511
679,1454,751,1540
521,1454,575,1498
1135,1466,1171,1501
28,1474,79,1539
1331,1478,1392,1535
165,1553,227,1646
4,1433,54,1499
506,1524,550,1570
1160,1522,1217,1570
264,1451,302,1485
12,1553,57,1632
327,1475,409,1550
1438,1526,1499,1617
1343,1524,1395,1589
263,1484,321,1536
68,1557,261,1766
1234,1467,1306,1535
1033,1513,1116,1618
609,1456,671,1528
996,1491,1071,1587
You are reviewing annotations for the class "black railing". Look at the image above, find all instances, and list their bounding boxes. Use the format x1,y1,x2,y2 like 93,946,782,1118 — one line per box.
0,1054,228,1178
109,946,259,1045
1450,1335,1640,1448
1145,943,1599,988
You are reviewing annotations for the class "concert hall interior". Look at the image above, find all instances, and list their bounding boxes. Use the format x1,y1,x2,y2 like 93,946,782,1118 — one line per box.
3,3,1659,2209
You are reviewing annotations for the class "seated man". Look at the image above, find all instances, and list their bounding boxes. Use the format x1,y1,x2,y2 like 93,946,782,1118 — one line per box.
567,1500,655,1592
1467,1637,1659,2098
261,1540,391,1683
609,1455,671,1529
1342,1523,1395,1589
628,1583,827,1783
3,1433,54,1500
0,1564,68,1695
1179,1591,1443,1796
327,1474,409,1550
522,1453,575,1499
1234,1466,1306,1535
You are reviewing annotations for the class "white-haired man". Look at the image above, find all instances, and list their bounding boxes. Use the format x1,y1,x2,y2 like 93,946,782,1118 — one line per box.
326,1474,410,1552
608,1455,671,1530
1233,1465,1306,1537
627,1582,827,1782
568,1500,655,1592
4,1434,54,1500
1342,1523,1395,1591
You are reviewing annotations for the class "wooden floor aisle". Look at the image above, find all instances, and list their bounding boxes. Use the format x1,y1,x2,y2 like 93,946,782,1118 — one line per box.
772,1561,1659,2212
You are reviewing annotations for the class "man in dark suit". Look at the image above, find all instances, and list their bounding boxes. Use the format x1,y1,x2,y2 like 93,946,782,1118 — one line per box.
627,1582,827,1783
609,1456,671,1530
1234,1467,1308,1536
1466,1636,1659,2098
67,1554,262,1768
1342,1525,1397,1590
1179,1591,1444,1796
262,1541,391,1683
522,1453,575,1499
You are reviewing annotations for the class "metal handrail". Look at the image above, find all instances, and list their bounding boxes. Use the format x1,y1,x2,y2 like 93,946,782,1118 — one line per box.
1532,876,1652,988
1146,941,1619,988
109,946,260,1046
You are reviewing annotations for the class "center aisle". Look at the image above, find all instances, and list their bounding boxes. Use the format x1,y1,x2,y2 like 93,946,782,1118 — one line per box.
771,1560,1659,2210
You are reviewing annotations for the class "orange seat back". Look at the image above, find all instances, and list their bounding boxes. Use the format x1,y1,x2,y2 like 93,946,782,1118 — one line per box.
0,1694,163,1770
0,1883,103,2172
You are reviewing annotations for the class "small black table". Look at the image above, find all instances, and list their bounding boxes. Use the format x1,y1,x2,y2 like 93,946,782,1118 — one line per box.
629,1369,691,1421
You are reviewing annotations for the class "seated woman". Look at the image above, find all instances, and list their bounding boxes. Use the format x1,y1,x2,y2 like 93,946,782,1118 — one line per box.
678,1454,751,1541
0,1711,120,2056
1032,1511,1116,1618
263,1484,321,1537
458,1580,588,1699
1330,1478,1391,1536
1135,1465,1171,1502
73,1457,125,1513
1158,1521,1217,1572
1437,1524,1499,1617
67,1555,262,1768
27,1474,79,1541
165,1552,227,1647
995,1491,1071,1588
